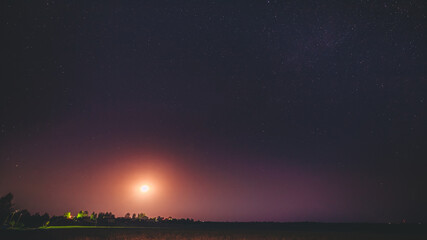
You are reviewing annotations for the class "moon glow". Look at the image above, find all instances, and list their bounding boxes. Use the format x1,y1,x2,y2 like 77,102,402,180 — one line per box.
140,185,150,193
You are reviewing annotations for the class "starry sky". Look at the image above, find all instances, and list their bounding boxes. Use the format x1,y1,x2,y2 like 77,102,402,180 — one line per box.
0,0,426,222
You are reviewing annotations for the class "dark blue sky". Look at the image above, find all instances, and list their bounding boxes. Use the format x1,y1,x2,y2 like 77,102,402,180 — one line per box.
1,0,426,222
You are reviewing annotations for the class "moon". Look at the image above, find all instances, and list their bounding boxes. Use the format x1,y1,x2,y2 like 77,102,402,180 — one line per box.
140,185,150,193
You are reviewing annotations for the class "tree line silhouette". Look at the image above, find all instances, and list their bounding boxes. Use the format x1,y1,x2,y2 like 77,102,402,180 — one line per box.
1,193,196,229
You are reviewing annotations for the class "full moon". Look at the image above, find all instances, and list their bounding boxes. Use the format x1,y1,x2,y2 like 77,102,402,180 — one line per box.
140,185,150,193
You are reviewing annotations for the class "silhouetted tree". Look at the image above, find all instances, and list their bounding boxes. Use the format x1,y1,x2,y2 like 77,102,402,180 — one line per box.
0,193,14,225
90,212,97,221
17,211,50,228
63,212,72,219
137,213,148,220
77,210,88,219
41,213,50,226
10,209,30,228
97,212,115,225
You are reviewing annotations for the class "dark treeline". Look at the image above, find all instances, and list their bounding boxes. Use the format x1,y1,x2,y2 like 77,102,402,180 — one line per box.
0,193,49,228
1,193,196,229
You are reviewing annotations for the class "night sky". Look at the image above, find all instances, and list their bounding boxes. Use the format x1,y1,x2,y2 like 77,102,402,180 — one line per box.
1,0,426,223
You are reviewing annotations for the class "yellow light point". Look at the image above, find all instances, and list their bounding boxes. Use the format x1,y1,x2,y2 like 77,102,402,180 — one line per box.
140,185,150,193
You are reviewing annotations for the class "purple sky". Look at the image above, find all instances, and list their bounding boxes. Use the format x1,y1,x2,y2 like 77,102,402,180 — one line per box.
1,0,426,222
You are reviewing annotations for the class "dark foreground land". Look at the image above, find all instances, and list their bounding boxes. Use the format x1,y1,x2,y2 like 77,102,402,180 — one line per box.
1,223,426,240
